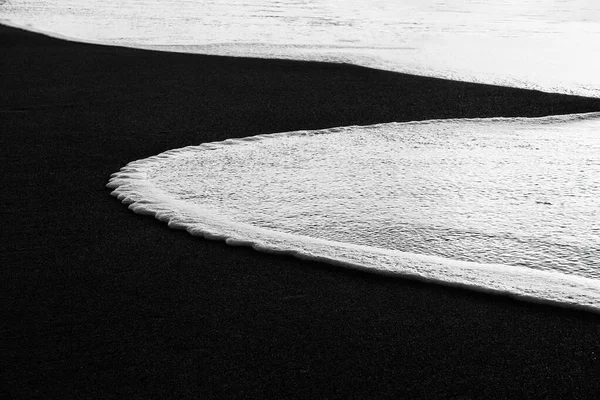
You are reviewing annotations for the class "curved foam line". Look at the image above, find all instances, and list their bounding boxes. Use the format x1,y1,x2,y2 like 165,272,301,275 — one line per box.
107,114,600,314
4,19,599,99
139,42,600,99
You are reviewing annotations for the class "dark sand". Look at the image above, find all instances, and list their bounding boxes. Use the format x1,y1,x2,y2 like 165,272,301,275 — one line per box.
2,24,600,399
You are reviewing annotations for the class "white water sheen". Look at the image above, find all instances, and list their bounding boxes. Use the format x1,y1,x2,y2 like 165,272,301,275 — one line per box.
108,113,600,312
2,0,600,97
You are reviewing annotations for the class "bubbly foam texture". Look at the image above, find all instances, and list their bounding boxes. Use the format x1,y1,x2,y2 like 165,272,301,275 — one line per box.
108,113,600,312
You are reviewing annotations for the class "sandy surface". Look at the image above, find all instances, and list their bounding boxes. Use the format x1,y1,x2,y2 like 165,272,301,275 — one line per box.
2,24,600,399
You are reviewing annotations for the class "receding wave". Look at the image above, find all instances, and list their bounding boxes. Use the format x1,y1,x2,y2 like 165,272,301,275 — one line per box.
138,42,600,99
108,113,600,312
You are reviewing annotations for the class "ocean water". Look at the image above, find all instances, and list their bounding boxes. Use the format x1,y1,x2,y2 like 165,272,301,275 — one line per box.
3,0,600,97
4,1,600,310
107,114,600,310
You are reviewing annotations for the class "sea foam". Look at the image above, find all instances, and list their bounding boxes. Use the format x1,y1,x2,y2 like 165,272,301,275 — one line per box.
108,113,600,312
4,0,600,98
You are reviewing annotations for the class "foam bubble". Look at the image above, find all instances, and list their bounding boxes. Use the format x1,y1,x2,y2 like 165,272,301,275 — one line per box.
108,113,600,313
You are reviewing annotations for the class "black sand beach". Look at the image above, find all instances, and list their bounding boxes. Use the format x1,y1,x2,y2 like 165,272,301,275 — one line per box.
2,24,600,399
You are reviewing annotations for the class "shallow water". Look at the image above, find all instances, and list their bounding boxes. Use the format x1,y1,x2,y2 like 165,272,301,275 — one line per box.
108,114,600,311
3,0,600,96
147,116,600,278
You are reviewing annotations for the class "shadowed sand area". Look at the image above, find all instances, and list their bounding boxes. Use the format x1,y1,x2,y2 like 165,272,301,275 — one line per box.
2,24,600,399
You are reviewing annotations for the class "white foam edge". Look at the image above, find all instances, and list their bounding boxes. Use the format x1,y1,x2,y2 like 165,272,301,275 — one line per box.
107,113,600,314
140,42,600,99
4,19,600,100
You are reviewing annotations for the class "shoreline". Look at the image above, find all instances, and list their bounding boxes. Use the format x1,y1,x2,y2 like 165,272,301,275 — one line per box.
2,24,600,398
108,113,600,314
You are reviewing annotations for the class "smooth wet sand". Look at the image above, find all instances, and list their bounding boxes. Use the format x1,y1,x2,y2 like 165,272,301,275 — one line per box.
2,24,600,399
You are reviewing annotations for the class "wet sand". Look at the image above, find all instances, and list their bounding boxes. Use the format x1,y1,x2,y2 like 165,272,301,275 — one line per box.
2,24,600,399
